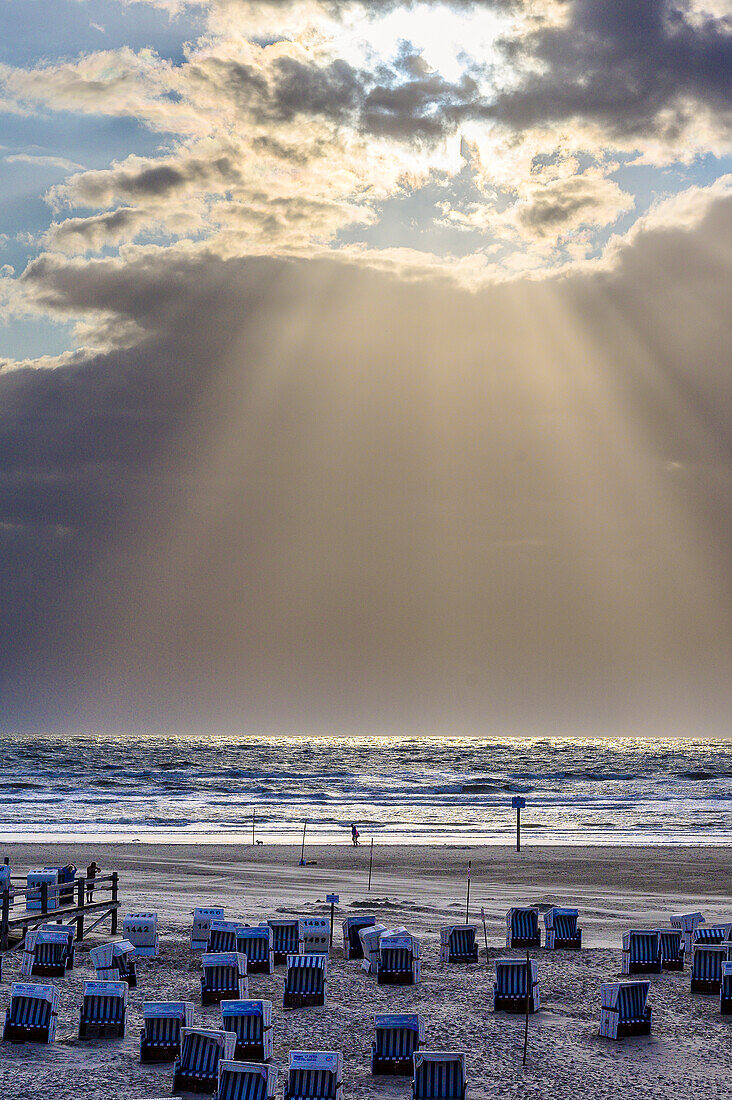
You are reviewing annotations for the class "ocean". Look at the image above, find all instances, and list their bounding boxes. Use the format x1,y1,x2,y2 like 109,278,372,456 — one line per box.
1,734,731,846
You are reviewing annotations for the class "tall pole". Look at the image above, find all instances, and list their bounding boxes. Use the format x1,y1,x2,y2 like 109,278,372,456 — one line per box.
252,808,256,846
481,906,488,958
465,860,471,925
300,820,308,865
367,838,374,892
516,804,521,852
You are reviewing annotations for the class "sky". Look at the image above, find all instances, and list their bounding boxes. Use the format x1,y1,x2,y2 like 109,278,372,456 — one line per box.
0,0,730,736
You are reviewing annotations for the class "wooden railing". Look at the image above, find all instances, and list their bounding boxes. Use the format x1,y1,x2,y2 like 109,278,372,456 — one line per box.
0,872,120,950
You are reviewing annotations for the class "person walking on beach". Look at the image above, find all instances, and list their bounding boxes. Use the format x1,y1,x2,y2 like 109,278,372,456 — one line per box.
351,823,360,847
86,860,100,903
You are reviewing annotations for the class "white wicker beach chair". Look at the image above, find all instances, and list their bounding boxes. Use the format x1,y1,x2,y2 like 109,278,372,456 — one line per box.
26,869,59,911
3,982,59,1044
221,999,273,1062
209,920,244,953
140,1001,194,1063
721,961,732,1014
192,907,226,951
235,926,274,974
124,911,159,957
20,928,72,978
506,907,541,949
440,925,478,964
493,958,540,1013
658,928,685,970
283,954,327,1008
38,922,75,967
691,944,730,993
215,1059,277,1100
89,939,137,986
201,952,248,1005
342,915,376,960
599,981,651,1039
267,919,302,964
359,923,387,974
544,907,582,950
412,1051,467,1100
284,1050,343,1100
78,979,127,1039
173,1027,236,1095
693,923,732,945
371,1013,425,1076
670,912,704,955
621,930,662,975
298,917,330,955
378,931,421,985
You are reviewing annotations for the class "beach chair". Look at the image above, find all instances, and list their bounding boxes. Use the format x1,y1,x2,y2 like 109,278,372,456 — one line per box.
236,926,274,975
3,982,59,1044
440,925,478,964
343,915,376,960
192,907,226,951
284,1051,342,1100
544,908,582,950
506,907,540,949
215,1060,278,1100
221,999,273,1062
20,928,72,978
599,981,651,1039
26,869,59,911
671,911,704,955
378,931,421,985
298,917,330,955
283,954,327,1008
201,952,248,1005
691,944,729,993
124,911,159,957
621,930,661,975
658,928,685,971
90,939,138,986
173,1027,237,1095
721,961,732,1014
78,979,127,1039
140,1001,194,1063
412,1052,467,1100
693,923,732,945
209,920,244,953
371,1013,424,1075
493,957,539,1013
38,922,75,968
267,919,302,964
359,923,387,974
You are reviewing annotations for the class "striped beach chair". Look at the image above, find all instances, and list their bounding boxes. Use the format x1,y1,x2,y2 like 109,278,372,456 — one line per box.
298,918,330,955
721,961,732,1014
371,1013,424,1076
201,952,248,1005
38,922,75,968
412,1052,466,1100
284,1051,342,1100
440,925,478,964
21,928,72,977
378,931,421,985
267,919,302,964
215,1060,277,1100
343,915,375,960
359,923,387,974
493,958,540,1013
599,981,651,1039
209,920,244,953
236,926,274,975
26,869,59,911
506,907,540,949
140,1001,194,1063
78,979,127,1039
691,944,729,993
670,912,704,955
544,908,582,950
693,923,732,945
221,1000,273,1062
283,954,327,1008
622,930,661,975
3,982,59,1044
90,939,138,986
173,1027,236,1095
192,908,226,951
124,911,159,957
658,928,685,971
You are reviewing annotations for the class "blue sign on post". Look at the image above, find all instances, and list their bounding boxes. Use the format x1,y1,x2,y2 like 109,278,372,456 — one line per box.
511,796,526,809
326,894,339,904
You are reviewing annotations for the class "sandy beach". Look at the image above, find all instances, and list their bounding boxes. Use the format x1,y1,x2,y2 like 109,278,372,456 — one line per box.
0,842,730,1098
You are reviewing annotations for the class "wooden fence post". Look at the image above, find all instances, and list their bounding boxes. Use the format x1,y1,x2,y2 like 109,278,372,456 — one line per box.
111,872,119,934
1,889,9,951
40,881,48,916
76,878,85,941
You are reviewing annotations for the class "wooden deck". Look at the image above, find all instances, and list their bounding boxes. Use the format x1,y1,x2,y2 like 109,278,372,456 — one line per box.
1,872,120,950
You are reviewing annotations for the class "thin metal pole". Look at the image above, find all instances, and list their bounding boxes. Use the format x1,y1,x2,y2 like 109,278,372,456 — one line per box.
300,820,308,865
252,808,255,846
481,907,488,958
516,806,521,852
465,861,471,925
367,838,374,892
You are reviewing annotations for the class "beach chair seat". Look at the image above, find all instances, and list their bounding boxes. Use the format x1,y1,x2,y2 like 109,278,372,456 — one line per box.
267,919,302,964
236,926,274,975
658,928,685,971
506,907,540,949
38,922,75,968
298,918,330,955
378,932,421,986
221,1000,273,1062
209,920,244,953
21,927,73,977
440,925,478,964
544,908,582,950
3,982,59,1044
78,980,127,1039
493,958,540,1013
283,954,327,1008
622,930,662,975
140,1001,194,1063
192,908,226,951
173,1027,237,1095
693,923,732,945
90,939,138,986
412,1051,466,1100
691,944,729,993
201,952,248,1005
215,1060,277,1100
342,915,375,960
284,1050,342,1100
599,981,651,1039
124,911,159,957
721,961,732,1014
359,924,387,974
371,1013,424,1076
